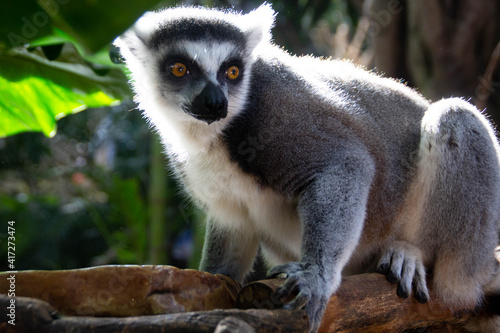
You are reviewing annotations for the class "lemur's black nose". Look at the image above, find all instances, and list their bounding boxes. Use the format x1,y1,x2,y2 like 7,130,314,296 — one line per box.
205,86,227,112
190,82,228,124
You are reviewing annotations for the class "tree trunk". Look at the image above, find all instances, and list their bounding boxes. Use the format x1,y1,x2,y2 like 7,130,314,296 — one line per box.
367,0,500,125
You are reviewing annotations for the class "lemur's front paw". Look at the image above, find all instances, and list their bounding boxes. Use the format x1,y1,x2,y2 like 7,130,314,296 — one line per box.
268,262,331,333
376,241,429,303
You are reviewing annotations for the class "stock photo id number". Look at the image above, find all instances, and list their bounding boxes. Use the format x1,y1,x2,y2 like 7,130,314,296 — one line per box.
6,221,17,326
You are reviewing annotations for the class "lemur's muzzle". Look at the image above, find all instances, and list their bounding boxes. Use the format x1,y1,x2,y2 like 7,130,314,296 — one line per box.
190,82,228,124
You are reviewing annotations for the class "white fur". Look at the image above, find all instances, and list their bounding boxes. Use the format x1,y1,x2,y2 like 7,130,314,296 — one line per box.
182,41,235,79
397,102,444,250
183,141,302,262
115,4,301,264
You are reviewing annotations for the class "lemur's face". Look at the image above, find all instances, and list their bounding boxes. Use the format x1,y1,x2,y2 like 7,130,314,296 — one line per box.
155,38,246,124
115,6,274,126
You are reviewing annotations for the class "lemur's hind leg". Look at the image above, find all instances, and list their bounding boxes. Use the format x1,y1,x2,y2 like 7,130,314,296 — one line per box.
393,98,500,312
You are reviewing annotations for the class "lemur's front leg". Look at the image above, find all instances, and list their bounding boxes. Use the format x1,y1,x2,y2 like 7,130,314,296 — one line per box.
269,151,375,332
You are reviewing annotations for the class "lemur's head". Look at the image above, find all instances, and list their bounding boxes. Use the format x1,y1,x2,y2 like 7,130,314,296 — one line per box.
115,4,275,128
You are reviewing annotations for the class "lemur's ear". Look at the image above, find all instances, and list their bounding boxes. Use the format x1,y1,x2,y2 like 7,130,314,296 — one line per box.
113,11,157,61
240,3,276,53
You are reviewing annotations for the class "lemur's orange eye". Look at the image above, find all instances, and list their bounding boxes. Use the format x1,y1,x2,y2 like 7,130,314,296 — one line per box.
226,66,240,80
170,62,188,77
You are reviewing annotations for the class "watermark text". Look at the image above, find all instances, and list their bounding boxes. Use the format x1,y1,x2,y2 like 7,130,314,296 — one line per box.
6,221,16,326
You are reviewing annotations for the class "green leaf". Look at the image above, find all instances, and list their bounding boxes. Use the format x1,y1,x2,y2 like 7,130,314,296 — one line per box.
0,44,132,138
52,0,161,53
1,0,162,53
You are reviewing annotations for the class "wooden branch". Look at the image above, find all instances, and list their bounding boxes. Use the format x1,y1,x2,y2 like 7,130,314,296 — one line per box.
0,295,308,333
237,273,498,332
2,259,498,332
476,40,500,110
320,274,467,332
0,265,240,316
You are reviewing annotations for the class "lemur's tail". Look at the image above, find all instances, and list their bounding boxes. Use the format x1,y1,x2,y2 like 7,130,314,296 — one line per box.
484,246,500,314
464,246,500,332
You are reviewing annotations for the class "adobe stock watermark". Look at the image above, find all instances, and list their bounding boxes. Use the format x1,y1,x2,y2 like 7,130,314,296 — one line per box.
6,221,16,326
73,267,137,316
7,0,71,48
366,0,403,38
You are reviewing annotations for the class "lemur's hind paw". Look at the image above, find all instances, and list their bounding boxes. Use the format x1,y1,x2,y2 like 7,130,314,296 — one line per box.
377,241,429,303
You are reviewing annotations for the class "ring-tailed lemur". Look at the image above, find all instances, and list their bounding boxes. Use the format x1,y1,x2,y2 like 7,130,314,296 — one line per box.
114,4,500,332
